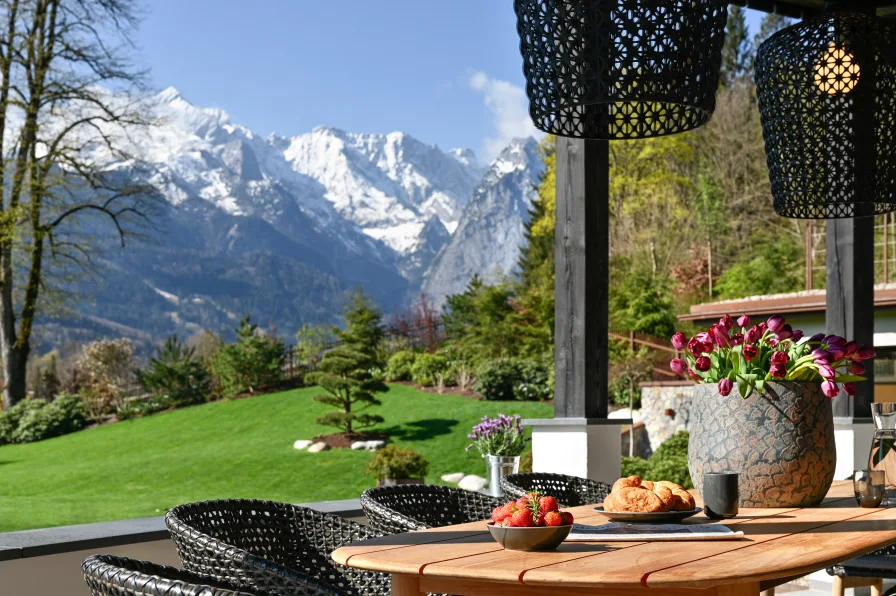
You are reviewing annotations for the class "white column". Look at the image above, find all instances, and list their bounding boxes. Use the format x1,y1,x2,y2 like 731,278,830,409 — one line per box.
525,418,630,483
834,418,875,480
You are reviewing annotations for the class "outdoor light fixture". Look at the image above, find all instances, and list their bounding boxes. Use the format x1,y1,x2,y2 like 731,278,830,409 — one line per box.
512,0,728,140
755,3,896,219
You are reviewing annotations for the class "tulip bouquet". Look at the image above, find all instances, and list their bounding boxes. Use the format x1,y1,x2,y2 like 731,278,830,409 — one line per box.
669,314,873,400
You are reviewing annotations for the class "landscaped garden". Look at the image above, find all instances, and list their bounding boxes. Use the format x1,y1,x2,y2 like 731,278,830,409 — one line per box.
0,383,551,532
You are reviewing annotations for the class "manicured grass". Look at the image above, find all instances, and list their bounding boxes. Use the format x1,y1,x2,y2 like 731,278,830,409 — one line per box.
0,384,551,532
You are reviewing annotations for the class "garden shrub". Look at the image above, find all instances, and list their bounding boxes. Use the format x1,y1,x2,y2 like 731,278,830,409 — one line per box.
410,353,450,387
138,335,212,407
0,399,44,443
475,359,518,401
366,445,429,480
621,431,693,489
475,358,552,401
116,396,169,420
77,338,137,417
5,394,86,444
212,316,285,399
385,350,417,381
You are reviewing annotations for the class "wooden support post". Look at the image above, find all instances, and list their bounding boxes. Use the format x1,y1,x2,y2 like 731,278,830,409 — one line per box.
806,221,814,291
885,214,890,283
554,137,609,419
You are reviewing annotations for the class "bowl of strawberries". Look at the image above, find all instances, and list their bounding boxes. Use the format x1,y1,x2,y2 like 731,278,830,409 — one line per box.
487,492,575,551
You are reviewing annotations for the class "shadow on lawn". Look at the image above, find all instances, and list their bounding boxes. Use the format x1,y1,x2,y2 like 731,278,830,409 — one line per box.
381,419,459,441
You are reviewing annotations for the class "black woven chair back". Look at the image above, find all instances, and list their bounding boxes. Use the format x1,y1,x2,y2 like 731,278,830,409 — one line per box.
360,485,500,535
81,554,255,596
500,473,610,507
166,499,388,596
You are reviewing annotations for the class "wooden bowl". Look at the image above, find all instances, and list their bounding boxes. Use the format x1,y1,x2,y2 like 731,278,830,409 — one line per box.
486,523,572,551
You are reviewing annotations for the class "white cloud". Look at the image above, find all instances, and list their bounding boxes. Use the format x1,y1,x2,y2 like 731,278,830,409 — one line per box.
468,70,539,161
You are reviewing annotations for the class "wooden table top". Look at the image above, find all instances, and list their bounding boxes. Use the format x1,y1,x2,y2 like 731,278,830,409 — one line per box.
333,481,896,592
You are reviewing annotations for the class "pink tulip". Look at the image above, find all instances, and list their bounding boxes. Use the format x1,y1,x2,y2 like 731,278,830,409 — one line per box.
849,362,865,375
671,332,687,351
844,382,857,397
695,356,712,372
688,369,701,382
745,325,763,344
670,358,687,376
844,341,858,356
718,378,733,397
771,351,790,366
767,315,786,333
817,364,836,379
821,380,840,398
720,315,734,331
768,338,779,347
688,336,708,356
776,324,793,340
732,333,744,346
812,349,831,362
743,344,758,361
737,314,750,329
856,345,876,360
709,324,731,348
758,322,768,334
770,364,787,378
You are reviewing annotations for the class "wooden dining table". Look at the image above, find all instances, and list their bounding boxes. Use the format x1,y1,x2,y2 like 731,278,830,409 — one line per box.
332,481,896,596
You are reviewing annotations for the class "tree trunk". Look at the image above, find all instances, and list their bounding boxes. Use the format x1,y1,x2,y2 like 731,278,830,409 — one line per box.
1,345,26,409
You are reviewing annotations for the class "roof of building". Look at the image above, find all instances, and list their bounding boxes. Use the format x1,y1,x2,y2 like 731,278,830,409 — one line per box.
732,1,896,18
680,283,896,322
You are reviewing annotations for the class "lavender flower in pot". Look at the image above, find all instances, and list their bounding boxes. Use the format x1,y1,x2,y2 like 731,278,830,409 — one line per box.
467,414,528,497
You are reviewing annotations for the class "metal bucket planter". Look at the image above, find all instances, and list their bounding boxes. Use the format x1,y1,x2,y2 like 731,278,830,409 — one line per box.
688,381,836,508
486,455,520,498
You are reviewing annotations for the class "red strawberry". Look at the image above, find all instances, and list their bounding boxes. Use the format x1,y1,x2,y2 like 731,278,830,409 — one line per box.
516,496,532,509
561,511,574,525
492,506,509,523
511,508,535,528
543,511,563,527
538,496,560,515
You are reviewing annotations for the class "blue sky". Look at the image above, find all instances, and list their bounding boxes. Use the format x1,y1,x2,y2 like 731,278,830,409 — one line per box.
136,2,767,162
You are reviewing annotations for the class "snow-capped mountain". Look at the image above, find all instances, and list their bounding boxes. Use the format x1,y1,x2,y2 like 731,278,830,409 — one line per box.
44,88,541,349
422,138,544,304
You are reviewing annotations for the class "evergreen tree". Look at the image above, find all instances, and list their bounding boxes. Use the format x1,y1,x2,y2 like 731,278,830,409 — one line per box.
305,291,387,435
720,6,751,86
138,335,212,407
211,316,284,398
749,13,791,69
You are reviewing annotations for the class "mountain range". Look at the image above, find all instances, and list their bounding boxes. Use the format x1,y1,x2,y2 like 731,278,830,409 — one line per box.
40,89,544,350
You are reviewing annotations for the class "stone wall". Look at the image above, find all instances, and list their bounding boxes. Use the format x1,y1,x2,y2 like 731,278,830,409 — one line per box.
640,383,695,452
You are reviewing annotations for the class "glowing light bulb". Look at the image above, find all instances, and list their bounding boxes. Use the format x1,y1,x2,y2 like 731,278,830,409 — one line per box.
814,42,861,95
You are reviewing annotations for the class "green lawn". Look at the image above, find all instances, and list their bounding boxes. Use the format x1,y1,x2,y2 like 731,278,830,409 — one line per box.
0,384,551,532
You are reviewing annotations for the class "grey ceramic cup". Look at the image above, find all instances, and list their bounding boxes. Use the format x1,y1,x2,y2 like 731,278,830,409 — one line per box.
704,472,739,519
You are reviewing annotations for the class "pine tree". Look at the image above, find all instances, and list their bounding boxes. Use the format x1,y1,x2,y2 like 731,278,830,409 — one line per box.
305,291,387,435
720,6,751,86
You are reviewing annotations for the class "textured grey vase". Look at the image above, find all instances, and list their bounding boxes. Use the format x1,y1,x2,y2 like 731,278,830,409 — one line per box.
688,381,836,508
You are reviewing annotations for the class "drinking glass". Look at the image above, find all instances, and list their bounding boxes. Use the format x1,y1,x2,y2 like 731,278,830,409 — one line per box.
854,469,885,508
869,403,896,506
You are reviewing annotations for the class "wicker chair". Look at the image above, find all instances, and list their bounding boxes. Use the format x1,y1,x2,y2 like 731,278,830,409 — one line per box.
360,485,501,535
166,499,389,596
81,554,264,596
500,472,610,507
827,545,896,596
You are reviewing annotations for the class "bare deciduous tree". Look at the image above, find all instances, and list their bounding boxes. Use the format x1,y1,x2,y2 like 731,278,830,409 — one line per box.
0,0,159,408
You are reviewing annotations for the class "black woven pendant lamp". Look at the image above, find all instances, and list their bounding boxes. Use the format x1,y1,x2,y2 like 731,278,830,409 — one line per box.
755,1,896,219
513,0,728,140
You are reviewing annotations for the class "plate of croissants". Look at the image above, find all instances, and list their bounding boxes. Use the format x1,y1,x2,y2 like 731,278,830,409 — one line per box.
596,475,701,523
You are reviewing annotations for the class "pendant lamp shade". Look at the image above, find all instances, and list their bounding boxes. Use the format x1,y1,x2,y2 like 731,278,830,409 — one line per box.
755,10,896,218
513,0,728,140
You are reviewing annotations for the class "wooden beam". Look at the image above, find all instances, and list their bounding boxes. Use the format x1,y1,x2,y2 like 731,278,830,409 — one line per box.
554,137,609,419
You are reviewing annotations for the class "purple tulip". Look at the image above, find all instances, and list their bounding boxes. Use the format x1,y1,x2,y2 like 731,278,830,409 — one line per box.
825,335,846,347
745,325,763,344
812,348,831,362
743,344,758,361
850,362,865,375
807,333,826,344
670,358,687,376
767,315,786,333
737,314,750,329
775,324,793,340
732,333,744,346
844,382,857,397
770,363,787,378
718,378,733,397
791,330,804,342
695,356,712,372
758,322,768,334
671,332,687,351
844,341,858,356
710,324,731,348
856,345,876,361
828,345,847,361
817,364,836,379
720,315,734,331
821,380,840,398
